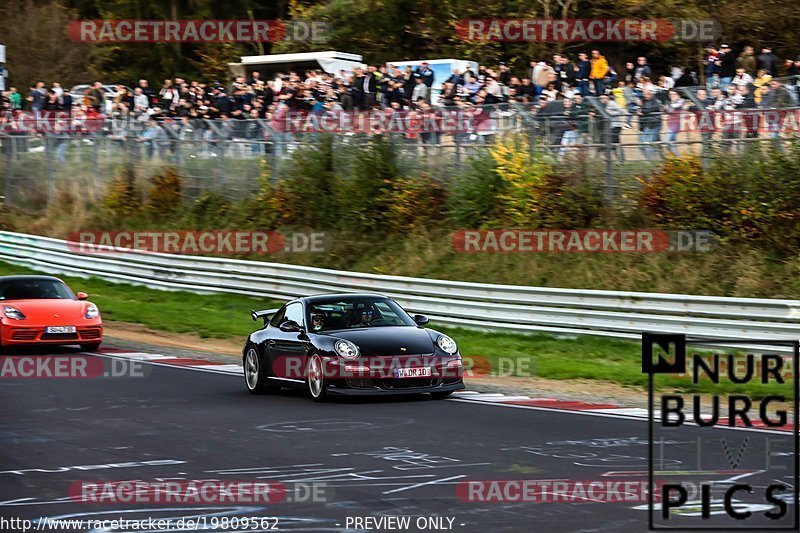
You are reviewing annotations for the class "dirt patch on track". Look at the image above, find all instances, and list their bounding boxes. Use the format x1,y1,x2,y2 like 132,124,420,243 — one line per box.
463,375,647,407
105,321,244,356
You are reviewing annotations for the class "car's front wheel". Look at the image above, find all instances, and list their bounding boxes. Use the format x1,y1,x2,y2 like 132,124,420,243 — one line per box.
430,390,454,399
244,345,279,395
307,354,328,402
80,343,101,352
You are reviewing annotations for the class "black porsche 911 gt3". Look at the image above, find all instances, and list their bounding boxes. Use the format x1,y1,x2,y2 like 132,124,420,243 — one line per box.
243,293,464,401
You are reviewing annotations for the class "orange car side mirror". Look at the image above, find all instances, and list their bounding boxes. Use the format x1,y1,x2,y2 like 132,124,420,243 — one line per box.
76,292,89,300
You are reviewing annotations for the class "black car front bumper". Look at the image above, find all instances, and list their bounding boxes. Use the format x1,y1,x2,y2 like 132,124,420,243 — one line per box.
326,379,465,396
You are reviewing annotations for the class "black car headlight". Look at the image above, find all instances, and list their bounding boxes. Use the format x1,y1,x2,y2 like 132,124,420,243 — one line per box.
437,334,458,354
334,339,360,360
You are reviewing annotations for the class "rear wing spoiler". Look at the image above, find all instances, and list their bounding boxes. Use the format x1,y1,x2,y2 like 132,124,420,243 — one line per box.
251,308,279,324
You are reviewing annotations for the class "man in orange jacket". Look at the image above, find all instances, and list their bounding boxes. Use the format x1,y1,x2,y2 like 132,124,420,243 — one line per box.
590,49,610,95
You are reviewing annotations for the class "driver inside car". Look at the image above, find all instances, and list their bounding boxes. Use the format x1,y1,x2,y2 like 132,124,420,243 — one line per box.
355,306,374,327
310,312,325,331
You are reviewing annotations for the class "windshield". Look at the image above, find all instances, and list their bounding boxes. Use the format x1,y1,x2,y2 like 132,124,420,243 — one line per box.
307,297,416,332
0,279,75,300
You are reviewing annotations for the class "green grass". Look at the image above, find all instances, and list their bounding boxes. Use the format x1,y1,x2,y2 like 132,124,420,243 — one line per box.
446,326,794,398
0,260,792,398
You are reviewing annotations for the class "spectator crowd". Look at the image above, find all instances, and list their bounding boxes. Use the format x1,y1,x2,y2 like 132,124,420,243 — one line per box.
2,43,800,160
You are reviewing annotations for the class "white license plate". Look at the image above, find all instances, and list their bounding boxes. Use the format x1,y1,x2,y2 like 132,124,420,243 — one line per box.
46,326,76,334
395,367,432,379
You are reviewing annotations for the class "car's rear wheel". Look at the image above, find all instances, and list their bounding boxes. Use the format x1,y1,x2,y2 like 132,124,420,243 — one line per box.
80,343,101,352
244,346,279,395
307,354,328,402
431,390,454,399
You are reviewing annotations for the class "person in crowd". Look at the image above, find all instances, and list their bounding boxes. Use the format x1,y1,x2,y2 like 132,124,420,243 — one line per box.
735,85,759,140
137,79,154,106
731,67,754,87
634,57,652,81
574,53,591,96
757,46,780,77
497,63,512,85
664,89,685,155
736,46,757,76
139,118,166,159
752,69,773,104
541,82,558,101
674,67,697,87
597,93,626,161
716,44,737,88
552,54,572,91
411,77,427,104
638,89,663,159
51,82,64,105
27,81,46,112
415,62,434,103
590,49,610,95
517,78,537,101
87,82,105,112
7,87,22,110
687,88,714,147
611,80,627,111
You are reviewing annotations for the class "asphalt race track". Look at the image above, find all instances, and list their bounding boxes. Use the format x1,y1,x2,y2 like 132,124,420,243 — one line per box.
1,342,796,532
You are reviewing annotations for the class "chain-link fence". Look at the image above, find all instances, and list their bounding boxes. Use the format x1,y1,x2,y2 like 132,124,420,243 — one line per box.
2,99,800,209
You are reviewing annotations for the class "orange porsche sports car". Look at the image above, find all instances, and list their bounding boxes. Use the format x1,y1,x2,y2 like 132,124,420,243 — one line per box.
0,275,103,351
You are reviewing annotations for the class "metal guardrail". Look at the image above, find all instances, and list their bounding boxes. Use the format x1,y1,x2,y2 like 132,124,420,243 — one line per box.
1,231,799,352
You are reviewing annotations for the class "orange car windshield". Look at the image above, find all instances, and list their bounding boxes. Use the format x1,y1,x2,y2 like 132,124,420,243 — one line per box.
0,280,75,300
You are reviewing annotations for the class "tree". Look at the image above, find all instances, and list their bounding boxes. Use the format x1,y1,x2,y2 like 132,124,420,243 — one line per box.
0,0,94,87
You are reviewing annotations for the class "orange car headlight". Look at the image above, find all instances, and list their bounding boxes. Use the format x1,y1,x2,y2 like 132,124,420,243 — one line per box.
85,303,100,319
3,306,26,320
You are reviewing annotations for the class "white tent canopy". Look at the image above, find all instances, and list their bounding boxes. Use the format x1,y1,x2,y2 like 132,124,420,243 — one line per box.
229,51,363,78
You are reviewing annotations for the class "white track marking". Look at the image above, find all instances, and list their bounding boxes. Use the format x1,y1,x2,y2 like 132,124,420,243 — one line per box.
381,474,466,495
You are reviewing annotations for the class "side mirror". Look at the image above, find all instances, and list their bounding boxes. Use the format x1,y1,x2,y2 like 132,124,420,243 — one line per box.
279,320,303,333
76,292,89,300
413,314,429,326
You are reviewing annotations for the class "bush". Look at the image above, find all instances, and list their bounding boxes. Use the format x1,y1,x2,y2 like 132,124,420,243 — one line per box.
490,134,553,226
534,155,605,229
146,166,182,218
722,145,800,255
387,172,448,231
636,154,726,229
184,191,234,229
103,167,142,219
447,149,505,228
448,136,603,230
335,135,400,234
260,136,338,229
636,147,800,255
